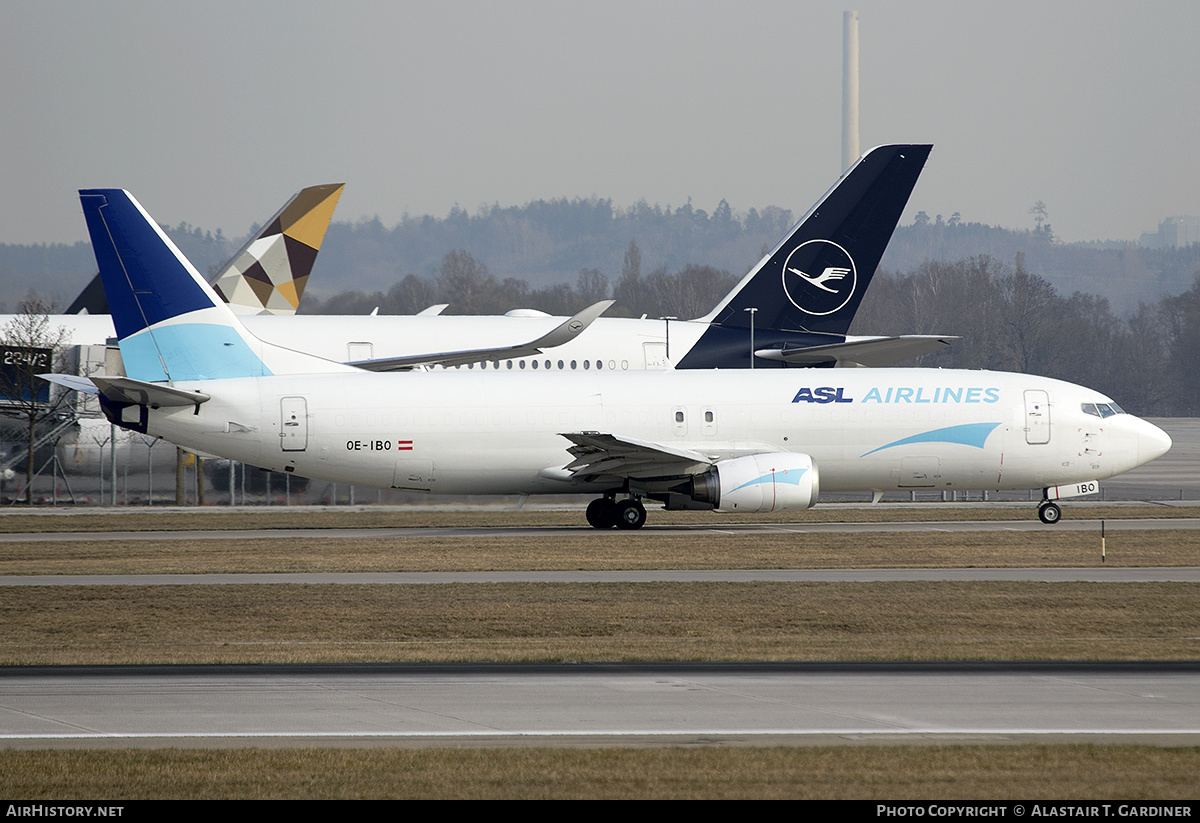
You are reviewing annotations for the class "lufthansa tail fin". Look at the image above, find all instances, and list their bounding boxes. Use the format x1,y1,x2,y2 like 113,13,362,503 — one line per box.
79,189,353,383
677,144,930,368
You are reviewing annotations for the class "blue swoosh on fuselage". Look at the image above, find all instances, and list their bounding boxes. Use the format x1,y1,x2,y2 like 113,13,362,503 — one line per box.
860,422,1002,457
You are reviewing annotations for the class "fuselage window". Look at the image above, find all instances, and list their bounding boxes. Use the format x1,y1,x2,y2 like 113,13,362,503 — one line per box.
596,360,603,370
608,360,617,370
557,360,564,370
583,360,590,370
532,359,538,369
545,360,551,369
570,360,577,370
519,360,526,369
506,360,513,369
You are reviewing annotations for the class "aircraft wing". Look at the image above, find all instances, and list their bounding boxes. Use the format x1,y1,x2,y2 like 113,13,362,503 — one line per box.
560,432,714,480
754,335,957,368
350,300,614,371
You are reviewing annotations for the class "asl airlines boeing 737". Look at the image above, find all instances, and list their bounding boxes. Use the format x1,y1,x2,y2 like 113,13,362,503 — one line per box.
45,187,1171,528
38,146,939,479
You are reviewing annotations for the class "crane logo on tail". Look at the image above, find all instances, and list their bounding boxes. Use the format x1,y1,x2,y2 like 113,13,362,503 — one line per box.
781,239,858,316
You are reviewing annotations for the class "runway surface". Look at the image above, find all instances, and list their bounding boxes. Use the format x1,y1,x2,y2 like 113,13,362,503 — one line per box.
2,663,1197,748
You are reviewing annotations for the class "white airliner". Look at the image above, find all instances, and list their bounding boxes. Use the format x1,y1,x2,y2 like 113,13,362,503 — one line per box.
45,187,1172,528
38,145,942,477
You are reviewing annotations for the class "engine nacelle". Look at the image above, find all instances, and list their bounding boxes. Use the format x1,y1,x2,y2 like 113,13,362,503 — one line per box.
689,453,819,513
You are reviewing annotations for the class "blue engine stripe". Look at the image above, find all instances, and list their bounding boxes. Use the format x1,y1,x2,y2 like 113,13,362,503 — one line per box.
730,468,808,494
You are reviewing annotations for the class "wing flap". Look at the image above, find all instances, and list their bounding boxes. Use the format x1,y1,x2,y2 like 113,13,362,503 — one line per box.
560,432,713,480
755,334,957,367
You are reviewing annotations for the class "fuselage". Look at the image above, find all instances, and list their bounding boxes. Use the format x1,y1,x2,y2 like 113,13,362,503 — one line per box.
135,367,1171,498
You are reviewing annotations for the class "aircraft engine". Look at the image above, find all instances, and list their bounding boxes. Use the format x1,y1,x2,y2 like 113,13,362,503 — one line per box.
687,453,818,513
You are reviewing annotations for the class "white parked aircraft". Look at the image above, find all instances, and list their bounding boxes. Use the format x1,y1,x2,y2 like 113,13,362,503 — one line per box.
46,188,1172,528
18,145,946,374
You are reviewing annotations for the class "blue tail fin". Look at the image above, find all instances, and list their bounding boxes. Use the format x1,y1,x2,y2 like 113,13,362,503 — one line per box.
678,144,930,368
79,189,349,382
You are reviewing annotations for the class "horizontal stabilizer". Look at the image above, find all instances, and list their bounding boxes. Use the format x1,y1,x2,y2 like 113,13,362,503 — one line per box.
755,335,957,368
352,300,614,371
90,376,210,408
38,373,99,396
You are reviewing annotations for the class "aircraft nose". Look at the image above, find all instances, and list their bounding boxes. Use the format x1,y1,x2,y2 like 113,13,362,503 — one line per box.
1135,418,1172,466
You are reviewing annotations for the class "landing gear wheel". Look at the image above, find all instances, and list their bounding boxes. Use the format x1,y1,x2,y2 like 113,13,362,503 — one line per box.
586,498,617,529
614,499,647,530
1038,501,1062,525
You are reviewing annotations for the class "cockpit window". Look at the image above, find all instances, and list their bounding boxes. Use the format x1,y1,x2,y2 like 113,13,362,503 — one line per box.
1082,402,1124,418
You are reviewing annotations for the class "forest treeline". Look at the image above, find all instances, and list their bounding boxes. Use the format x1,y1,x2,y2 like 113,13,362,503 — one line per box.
303,247,1200,417
7,196,1200,314
852,255,1200,418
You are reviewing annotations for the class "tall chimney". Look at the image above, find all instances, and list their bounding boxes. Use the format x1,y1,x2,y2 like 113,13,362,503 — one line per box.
842,10,859,171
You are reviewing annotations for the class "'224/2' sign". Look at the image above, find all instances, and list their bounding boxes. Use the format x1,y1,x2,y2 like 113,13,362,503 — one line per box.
0,346,53,404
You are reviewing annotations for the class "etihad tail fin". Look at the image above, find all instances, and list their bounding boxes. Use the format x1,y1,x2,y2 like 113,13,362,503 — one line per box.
678,144,930,368
212,183,344,315
78,189,353,383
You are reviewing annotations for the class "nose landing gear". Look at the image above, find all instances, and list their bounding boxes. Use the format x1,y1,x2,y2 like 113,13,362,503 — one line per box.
1037,500,1062,524
586,496,647,530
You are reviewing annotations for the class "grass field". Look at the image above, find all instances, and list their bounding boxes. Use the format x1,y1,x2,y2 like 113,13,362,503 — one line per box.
3,745,1199,800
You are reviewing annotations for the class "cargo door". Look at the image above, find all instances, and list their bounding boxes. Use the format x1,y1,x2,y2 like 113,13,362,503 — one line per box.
1024,390,1050,445
280,397,308,452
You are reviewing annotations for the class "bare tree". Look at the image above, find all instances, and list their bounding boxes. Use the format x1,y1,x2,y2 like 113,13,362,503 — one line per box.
0,299,72,504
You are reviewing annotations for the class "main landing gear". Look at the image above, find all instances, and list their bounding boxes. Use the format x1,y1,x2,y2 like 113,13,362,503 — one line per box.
586,496,647,530
1037,500,1062,525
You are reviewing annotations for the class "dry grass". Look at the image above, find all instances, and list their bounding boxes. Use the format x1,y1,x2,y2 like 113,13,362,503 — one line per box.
2,581,1196,664
2,745,1198,799
0,503,1196,534
2,529,1199,574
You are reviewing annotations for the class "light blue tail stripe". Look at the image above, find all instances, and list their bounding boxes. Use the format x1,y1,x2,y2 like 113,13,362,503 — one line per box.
121,323,272,382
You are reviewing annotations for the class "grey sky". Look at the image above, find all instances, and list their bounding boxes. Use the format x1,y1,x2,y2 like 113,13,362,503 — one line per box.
3,0,1198,247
